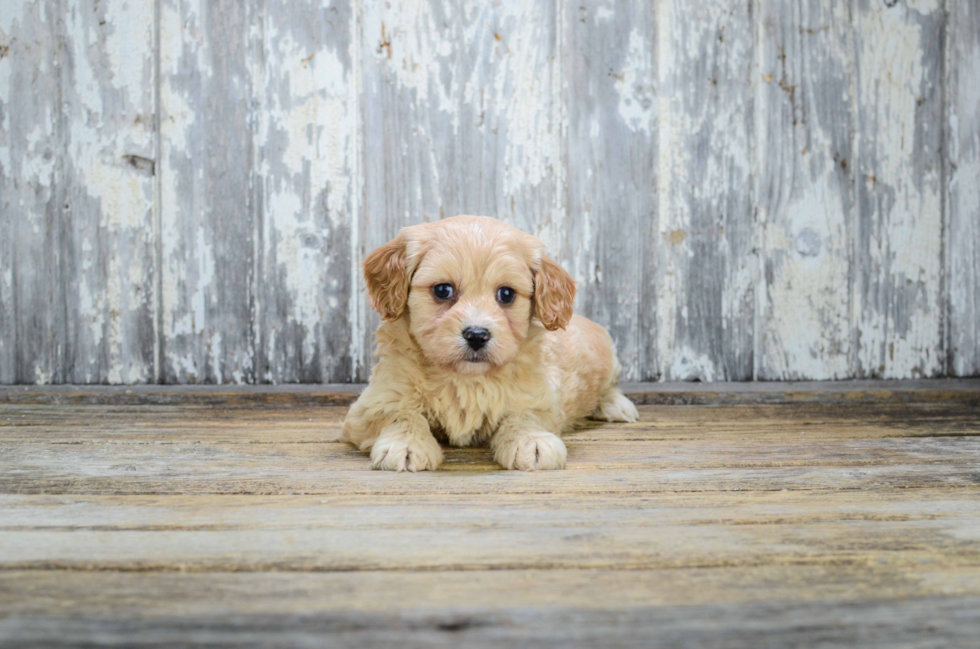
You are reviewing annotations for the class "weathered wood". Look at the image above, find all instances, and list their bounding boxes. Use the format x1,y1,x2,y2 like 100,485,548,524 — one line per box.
158,0,255,383
0,592,980,649
3,487,979,571
0,3,68,383
5,431,979,473
3,451,977,495
1,590,979,649
6,510,977,571
564,1,655,381
254,0,356,383
357,0,562,379
1,392,979,646
2,1,979,384
655,0,755,381
4,568,980,616
4,488,976,531
2,379,980,406
62,0,158,384
854,0,945,379
755,0,854,380
1,0,157,385
947,0,980,377
3,401,979,442
2,401,978,495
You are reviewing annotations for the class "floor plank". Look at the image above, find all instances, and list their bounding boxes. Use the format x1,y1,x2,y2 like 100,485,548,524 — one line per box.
1,390,979,646
2,589,979,648
2,489,978,572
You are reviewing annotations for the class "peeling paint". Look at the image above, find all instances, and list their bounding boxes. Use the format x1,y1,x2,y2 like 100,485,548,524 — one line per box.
614,29,654,134
669,347,718,383
0,2,64,383
656,0,754,381
254,0,356,383
855,0,944,378
1,0,975,384
947,0,980,376
755,0,853,381
159,0,256,384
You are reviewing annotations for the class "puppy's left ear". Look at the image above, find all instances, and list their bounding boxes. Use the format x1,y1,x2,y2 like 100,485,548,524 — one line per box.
533,253,576,331
363,234,410,321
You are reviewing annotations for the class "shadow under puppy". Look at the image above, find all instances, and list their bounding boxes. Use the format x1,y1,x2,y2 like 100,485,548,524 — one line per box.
342,215,638,471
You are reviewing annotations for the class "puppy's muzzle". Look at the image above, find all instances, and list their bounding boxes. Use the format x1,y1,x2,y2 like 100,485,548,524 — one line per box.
462,327,491,351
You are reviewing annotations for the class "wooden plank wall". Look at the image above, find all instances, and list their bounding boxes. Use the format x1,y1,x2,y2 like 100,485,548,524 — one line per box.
0,0,977,384
947,0,980,377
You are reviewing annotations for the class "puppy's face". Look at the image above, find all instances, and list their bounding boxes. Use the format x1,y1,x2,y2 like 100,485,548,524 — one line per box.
363,216,575,375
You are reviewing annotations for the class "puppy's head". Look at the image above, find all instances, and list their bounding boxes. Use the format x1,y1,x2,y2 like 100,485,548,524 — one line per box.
363,216,575,374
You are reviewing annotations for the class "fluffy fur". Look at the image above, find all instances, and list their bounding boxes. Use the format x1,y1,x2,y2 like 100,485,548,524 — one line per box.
342,215,638,471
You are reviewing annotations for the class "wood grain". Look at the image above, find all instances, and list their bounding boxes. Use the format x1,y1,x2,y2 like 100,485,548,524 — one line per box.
947,0,980,377
564,0,655,381
3,487,980,571
0,1,157,384
0,3,69,383
655,0,755,381
2,1,978,384
3,379,980,406
2,582,978,649
2,403,978,498
1,394,979,646
854,0,945,379
755,0,854,380
254,0,356,384
158,0,256,383
63,0,158,384
4,568,980,616
3,400,979,440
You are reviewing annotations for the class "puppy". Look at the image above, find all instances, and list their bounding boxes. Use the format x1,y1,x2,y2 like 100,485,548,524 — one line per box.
341,215,638,471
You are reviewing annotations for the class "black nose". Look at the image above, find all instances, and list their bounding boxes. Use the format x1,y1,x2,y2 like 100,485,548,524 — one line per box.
462,327,491,350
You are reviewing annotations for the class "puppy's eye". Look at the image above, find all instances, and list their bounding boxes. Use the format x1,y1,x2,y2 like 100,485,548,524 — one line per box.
496,286,516,305
432,283,455,301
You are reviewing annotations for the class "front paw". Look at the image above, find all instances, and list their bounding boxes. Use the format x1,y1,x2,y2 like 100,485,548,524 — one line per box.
370,429,443,472
495,431,567,471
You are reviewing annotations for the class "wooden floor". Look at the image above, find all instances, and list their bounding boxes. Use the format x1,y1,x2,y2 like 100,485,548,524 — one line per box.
2,381,979,648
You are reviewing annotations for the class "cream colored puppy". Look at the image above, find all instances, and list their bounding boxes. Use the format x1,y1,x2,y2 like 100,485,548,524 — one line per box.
342,215,638,471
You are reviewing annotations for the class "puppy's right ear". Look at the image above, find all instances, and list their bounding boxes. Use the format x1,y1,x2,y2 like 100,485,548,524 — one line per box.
363,234,410,321
534,253,576,331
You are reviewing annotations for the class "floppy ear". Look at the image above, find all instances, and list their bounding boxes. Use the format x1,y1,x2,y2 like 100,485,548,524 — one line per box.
363,234,410,321
533,253,576,331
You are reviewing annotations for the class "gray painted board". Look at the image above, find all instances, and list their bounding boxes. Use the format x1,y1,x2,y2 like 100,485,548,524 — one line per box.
1,0,978,384
654,0,755,381
854,0,945,379
159,0,256,384
254,0,356,383
1,3,69,384
564,0,655,382
948,0,980,377
0,1,156,384
755,0,854,380
63,0,157,384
